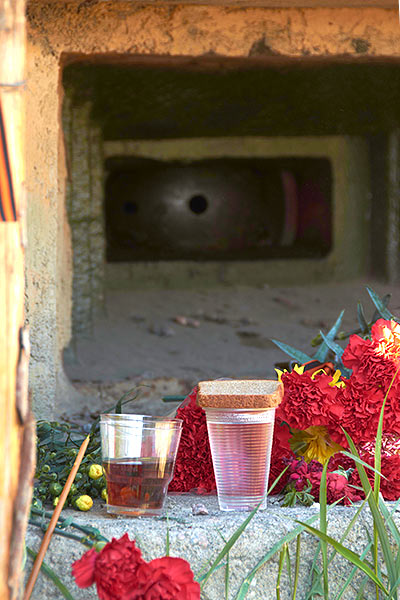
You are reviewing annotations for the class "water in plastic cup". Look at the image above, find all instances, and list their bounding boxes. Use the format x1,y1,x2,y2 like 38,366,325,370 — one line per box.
205,407,276,511
100,414,182,516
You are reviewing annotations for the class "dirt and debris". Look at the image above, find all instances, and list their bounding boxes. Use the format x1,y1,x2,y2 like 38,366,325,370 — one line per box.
63,279,400,419
191,503,209,516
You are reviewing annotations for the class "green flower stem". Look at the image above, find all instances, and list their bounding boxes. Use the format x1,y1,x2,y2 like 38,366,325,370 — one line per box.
276,544,287,600
29,519,95,548
291,535,301,600
30,507,109,542
319,461,329,600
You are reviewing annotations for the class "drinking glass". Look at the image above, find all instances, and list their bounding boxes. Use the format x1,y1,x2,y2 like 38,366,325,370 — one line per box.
100,414,182,516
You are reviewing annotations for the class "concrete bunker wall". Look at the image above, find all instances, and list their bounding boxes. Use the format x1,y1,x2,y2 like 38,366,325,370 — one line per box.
26,1,400,417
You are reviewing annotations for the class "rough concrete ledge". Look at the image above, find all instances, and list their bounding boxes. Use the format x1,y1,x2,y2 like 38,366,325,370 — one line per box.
25,494,388,599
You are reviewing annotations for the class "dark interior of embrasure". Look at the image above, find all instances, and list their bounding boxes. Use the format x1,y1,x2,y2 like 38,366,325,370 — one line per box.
63,59,400,271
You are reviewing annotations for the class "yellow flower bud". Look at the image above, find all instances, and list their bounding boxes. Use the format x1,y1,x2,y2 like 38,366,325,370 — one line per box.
75,495,93,511
94,541,107,552
101,488,108,502
53,496,59,507
88,464,103,480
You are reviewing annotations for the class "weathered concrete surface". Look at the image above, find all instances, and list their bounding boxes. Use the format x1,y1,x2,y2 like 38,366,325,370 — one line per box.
25,1,400,418
25,495,386,599
26,3,400,58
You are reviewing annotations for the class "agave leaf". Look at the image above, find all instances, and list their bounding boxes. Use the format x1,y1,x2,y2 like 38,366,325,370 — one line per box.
366,286,399,323
318,331,352,377
314,310,345,363
319,330,344,359
336,361,352,379
270,339,312,365
357,302,369,334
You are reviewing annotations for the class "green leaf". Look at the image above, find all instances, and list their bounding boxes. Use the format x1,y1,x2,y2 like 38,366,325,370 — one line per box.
276,544,288,600
308,495,370,600
270,339,312,365
291,534,301,600
305,541,323,599
235,512,321,600
334,541,373,600
314,310,344,363
165,511,170,557
319,461,329,600
340,451,384,478
371,293,391,323
319,330,344,359
295,522,388,595
357,302,369,334
267,465,289,496
344,431,398,591
355,575,372,600
366,286,399,323
115,388,137,414
197,501,262,587
379,496,400,576
26,547,77,600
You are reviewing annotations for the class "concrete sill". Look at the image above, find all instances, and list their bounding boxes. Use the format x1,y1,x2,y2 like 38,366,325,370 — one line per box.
25,494,389,599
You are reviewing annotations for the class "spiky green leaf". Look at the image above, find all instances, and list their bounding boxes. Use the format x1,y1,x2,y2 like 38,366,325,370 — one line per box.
270,340,312,364
295,522,388,594
357,302,369,334
314,310,345,362
319,330,344,359
366,286,399,322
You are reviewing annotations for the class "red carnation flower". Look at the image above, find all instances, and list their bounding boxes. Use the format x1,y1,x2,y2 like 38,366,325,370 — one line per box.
72,534,145,600
330,320,400,446
277,370,342,432
287,458,362,505
348,437,400,501
268,417,293,494
72,548,97,588
128,557,200,600
341,333,372,374
343,320,400,391
327,380,386,447
73,535,200,600
169,387,216,494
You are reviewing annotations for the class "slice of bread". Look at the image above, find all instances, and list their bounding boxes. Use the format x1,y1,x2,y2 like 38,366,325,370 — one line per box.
197,379,283,409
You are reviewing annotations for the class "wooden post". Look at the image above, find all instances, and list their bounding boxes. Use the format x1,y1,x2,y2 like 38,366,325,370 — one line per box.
0,1,34,599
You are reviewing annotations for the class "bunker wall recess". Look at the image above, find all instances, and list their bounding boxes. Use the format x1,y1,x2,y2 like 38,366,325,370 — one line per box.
25,1,400,417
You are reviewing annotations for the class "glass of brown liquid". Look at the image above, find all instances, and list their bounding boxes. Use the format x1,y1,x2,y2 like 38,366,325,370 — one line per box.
100,414,182,516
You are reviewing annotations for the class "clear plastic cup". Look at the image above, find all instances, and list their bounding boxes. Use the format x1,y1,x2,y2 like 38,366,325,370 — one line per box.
204,406,276,511
100,414,182,516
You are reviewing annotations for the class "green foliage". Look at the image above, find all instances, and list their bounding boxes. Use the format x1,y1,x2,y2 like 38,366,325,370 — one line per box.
282,481,315,507
26,547,77,600
272,287,396,373
33,419,102,509
297,365,400,600
33,388,140,510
